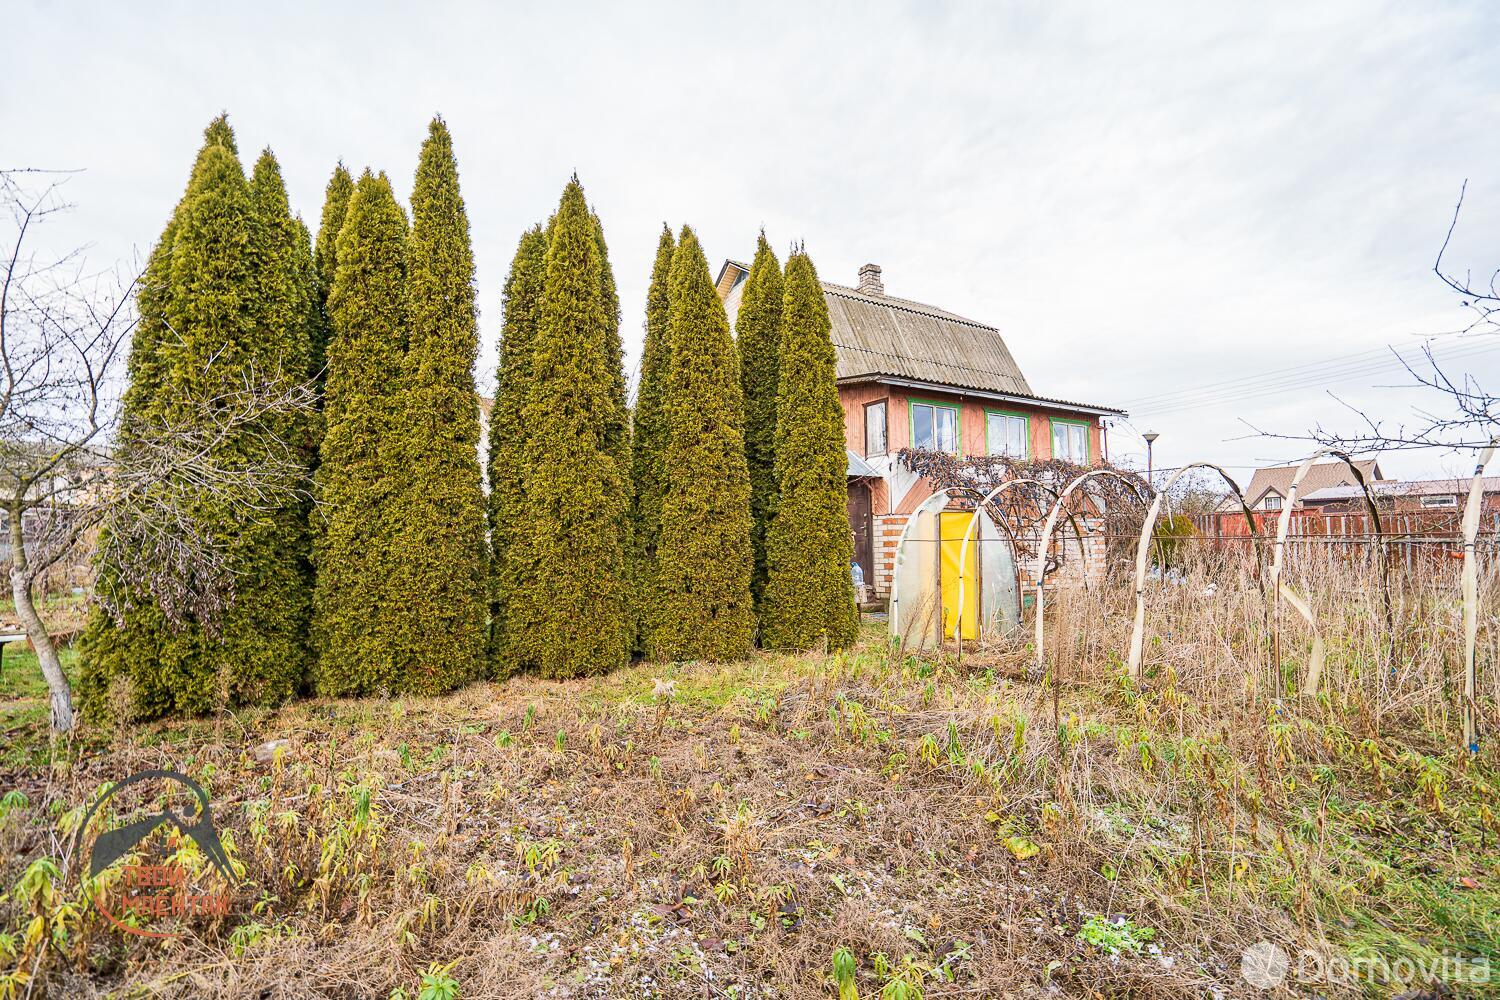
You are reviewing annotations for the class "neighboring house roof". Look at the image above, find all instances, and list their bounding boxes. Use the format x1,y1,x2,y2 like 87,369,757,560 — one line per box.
1236,459,1384,508
716,260,1123,417
1302,477,1500,503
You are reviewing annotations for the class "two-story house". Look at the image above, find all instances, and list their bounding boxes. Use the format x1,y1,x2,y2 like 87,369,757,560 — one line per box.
717,260,1124,600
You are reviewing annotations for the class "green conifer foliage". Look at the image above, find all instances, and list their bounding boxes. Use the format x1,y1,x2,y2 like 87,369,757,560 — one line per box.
79,117,241,722
646,226,755,661
505,178,631,678
592,212,635,638
211,148,315,705
629,226,675,651
202,113,237,155
80,125,315,719
760,251,859,651
592,212,630,464
383,118,488,694
487,225,546,667
734,232,784,609
310,164,354,386
312,170,409,696
117,115,244,431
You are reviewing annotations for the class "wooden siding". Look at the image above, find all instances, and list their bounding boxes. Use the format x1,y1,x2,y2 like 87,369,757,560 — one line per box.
837,384,1105,517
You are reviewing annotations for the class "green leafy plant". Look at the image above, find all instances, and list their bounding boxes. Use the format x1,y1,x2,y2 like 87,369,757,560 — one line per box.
417,961,460,1000
1076,914,1155,956
0,791,29,823
832,946,859,1000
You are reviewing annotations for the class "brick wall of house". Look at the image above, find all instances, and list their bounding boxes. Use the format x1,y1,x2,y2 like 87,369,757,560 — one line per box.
873,514,905,597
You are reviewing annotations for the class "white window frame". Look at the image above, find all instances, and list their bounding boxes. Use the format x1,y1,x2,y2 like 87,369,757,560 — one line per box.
1420,494,1458,508
864,400,887,457
1050,419,1089,464
910,400,960,454
985,411,1029,458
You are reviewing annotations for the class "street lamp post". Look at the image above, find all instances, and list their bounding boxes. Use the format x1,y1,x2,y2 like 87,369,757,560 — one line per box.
1142,431,1159,491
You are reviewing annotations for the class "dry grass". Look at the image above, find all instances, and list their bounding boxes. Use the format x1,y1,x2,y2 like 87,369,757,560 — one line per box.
1,545,1497,999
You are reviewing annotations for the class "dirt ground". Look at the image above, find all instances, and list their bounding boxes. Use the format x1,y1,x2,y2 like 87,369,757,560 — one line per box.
1,623,1496,998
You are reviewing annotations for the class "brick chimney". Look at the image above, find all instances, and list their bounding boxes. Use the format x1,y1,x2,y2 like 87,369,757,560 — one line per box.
857,263,883,296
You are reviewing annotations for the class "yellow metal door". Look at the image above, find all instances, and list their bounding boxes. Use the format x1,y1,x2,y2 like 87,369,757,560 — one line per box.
938,511,978,640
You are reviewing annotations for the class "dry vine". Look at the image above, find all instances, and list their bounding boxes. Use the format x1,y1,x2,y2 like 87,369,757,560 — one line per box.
895,448,1153,573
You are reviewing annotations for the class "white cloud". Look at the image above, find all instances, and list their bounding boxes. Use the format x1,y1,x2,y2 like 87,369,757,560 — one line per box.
5,1,1496,480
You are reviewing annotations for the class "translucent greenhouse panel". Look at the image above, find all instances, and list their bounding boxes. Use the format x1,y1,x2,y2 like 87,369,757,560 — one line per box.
891,497,946,652
977,513,1020,637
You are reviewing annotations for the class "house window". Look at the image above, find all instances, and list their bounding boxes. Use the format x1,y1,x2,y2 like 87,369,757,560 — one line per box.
1420,494,1457,508
910,400,959,453
864,400,887,457
986,411,1029,458
1050,419,1089,464
1263,495,1282,511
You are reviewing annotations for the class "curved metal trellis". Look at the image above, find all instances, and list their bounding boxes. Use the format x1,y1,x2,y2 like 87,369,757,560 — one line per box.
1267,449,1393,697
884,440,1493,751
953,477,1082,647
1125,462,1264,679
1461,434,1499,752
1032,469,1150,684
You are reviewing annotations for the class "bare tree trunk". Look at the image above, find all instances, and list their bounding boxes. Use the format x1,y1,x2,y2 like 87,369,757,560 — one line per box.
8,513,73,732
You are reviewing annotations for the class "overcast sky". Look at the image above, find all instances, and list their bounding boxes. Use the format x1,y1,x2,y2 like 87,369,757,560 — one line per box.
7,2,1497,480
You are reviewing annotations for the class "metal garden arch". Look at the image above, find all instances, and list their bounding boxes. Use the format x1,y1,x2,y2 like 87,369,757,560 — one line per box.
952,477,1086,646
1125,462,1264,679
1460,434,1499,751
1032,469,1149,681
1267,449,1393,696
887,489,957,646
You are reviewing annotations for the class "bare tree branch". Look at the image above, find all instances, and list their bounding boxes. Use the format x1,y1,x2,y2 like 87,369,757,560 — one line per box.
1259,186,1498,457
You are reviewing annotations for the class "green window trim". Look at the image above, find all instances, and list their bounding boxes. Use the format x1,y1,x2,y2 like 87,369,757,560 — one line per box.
984,408,1031,458
907,396,962,455
1050,417,1092,463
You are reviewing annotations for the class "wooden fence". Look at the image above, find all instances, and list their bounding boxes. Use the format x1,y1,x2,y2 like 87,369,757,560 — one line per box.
1189,508,1500,566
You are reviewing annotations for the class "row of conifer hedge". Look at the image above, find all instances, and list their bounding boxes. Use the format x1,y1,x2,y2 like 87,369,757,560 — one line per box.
80,116,855,723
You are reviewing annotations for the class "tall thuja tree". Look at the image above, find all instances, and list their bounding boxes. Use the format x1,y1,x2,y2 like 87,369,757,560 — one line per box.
760,250,858,651
592,210,636,635
310,163,354,389
217,149,316,703
506,177,631,678
646,226,754,661
303,165,353,519
384,118,488,693
79,117,241,720
629,225,674,651
312,170,409,696
735,232,784,610
487,225,545,667
82,129,316,719
593,213,631,463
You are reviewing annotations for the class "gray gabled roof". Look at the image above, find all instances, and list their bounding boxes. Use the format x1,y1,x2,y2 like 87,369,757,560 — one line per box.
820,281,1033,396
717,259,1121,414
